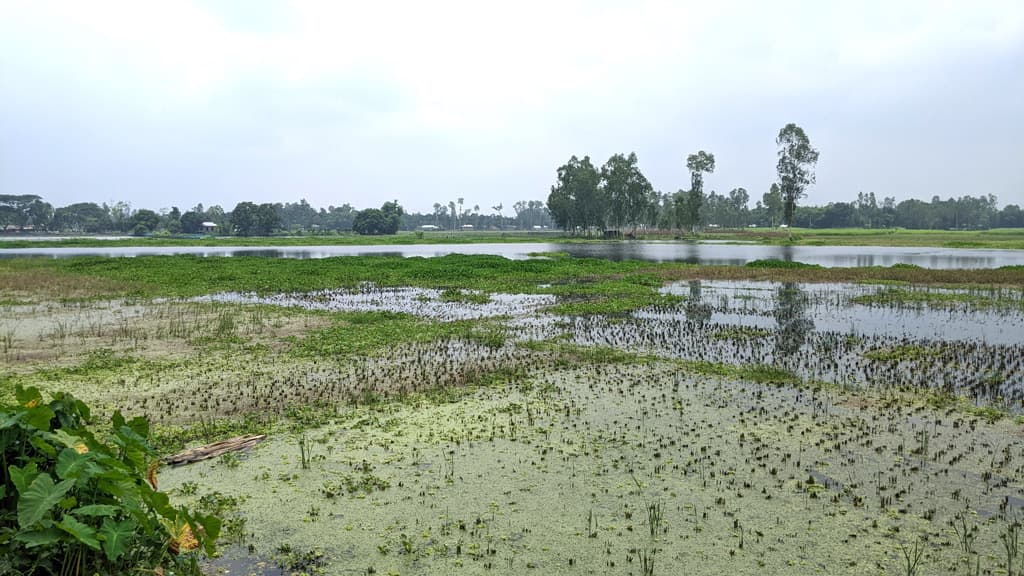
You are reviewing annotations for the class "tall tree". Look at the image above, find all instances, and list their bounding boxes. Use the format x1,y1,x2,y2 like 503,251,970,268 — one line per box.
546,155,603,234
353,201,404,235
727,187,750,227
776,124,819,227
601,152,653,232
685,151,715,233
128,209,160,233
0,195,53,230
230,202,259,236
762,184,783,227
380,200,404,233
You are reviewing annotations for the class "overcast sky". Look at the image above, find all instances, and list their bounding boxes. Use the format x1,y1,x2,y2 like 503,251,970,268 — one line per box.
2,0,1023,214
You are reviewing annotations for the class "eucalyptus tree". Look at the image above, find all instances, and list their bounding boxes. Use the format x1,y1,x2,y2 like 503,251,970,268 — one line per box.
601,152,653,232
776,124,819,227
684,151,715,233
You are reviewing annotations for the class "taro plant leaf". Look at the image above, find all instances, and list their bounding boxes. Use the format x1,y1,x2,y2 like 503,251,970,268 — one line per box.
49,429,84,449
24,406,56,431
29,435,57,458
99,518,136,561
56,448,100,483
58,515,101,550
189,511,222,556
14,527,64,548
100,479,146,524
9,462,40,495
126,415,149,438
142,485,175,520
74,504,119,517
15,384,42,407
18,473,75,528
0,410,24,429
112,415,150,469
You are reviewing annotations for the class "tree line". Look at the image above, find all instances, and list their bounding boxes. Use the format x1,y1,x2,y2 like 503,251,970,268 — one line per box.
546,124,1023,233
0,196,554,237
546,124,820,234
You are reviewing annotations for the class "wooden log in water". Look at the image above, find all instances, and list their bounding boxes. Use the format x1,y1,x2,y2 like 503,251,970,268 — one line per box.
164,434,267,466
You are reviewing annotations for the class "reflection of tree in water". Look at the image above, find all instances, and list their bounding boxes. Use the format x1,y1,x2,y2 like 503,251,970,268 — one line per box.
774,282,814,357
685,280,712,327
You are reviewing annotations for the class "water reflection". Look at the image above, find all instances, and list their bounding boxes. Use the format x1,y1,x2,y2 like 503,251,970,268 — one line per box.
773,283,814,357
1,241,1022,269
685,280,713,327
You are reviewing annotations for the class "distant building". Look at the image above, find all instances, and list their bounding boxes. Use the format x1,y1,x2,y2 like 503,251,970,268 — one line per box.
461,224,474,230
419,224,440,230
201,221,218,233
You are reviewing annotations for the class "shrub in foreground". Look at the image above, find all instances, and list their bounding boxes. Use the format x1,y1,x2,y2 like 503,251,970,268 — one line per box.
1,386,220,575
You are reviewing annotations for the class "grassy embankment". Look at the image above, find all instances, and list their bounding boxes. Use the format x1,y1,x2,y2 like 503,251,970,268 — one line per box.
678,227,1024,249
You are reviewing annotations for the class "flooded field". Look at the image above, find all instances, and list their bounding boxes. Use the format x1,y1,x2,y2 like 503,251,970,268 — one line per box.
3,260,1024,575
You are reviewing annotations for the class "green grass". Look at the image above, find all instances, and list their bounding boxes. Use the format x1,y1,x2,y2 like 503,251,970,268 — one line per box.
745,259,822,269
3,255,1024,314
0,254,665,298
437,287,491,304
736,227,1024,249
293,311,506,359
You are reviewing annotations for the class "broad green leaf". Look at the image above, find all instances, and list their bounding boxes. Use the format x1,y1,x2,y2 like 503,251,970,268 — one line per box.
24,406,55,430
0,410,23,429
14,527,63,548
9,462,40,495
191,511,221,556
56,447,100,483
17,473,74,528
126,415,149,438
74,504,119,517
142,485,174,519
114,425,150,469
29,435,57,458
15,385,42,407
49,429,83,449
99,479,144,520
74,397,91,421
57,515,101,550
99,518,136,561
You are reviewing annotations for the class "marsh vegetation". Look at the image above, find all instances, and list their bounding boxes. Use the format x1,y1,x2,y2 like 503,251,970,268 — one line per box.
2,254,1023,575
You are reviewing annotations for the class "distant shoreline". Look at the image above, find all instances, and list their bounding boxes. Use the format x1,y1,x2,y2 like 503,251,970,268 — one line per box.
1,228,1023,250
